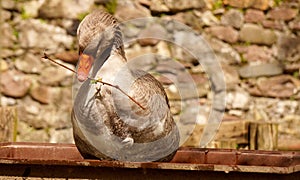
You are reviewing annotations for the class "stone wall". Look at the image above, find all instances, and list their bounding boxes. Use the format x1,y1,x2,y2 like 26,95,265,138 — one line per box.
0,0,300,150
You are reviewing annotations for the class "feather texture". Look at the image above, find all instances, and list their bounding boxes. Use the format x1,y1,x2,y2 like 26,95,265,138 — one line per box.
77,10,125,58
72,10,179,162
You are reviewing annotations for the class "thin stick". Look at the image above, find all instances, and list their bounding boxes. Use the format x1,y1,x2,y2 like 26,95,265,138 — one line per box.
42,53,146,110
93,79,146,110
42,53,77,74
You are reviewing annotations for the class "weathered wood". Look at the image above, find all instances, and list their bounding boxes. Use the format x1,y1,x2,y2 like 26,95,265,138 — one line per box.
249,122,258,150
249,121,278,150
0,142,299,179
215,120,249,141
213,138,238,149
183,120,249,148
0,106,18,142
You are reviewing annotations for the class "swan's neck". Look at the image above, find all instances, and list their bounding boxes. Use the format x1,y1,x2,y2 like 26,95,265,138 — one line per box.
96,53,133,85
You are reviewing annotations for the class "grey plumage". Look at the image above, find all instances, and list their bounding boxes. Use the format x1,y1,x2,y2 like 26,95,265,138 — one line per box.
72,10,179,162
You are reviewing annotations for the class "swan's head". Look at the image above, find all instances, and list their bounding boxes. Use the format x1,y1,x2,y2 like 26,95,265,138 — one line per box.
76,10,120,82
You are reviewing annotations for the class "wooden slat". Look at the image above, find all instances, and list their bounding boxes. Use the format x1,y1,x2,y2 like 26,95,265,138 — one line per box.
0,106,18,142
249,121,278,150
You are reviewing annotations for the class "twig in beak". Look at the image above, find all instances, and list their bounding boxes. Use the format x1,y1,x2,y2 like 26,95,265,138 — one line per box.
42,53,146,110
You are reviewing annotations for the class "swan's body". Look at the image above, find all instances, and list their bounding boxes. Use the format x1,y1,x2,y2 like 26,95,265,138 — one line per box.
71,10,179,162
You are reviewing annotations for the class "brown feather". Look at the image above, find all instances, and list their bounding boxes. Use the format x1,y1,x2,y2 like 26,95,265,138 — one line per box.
77,10,125,58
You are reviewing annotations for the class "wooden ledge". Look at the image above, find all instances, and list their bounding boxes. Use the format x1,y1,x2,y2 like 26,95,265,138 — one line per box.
0,142,299,179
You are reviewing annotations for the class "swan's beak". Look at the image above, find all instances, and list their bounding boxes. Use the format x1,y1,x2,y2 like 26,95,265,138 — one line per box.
77,54,94,82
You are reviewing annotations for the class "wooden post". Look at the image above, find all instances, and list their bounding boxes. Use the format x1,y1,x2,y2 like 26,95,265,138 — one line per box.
249,121,278,150
0,106,18,142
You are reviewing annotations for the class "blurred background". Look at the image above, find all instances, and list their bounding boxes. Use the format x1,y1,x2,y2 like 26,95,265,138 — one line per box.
0,0,299,151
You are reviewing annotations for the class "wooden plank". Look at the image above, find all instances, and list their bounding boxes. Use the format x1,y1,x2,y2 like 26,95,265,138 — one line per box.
0,142,299,179
0,106,18,142
249,121,278,150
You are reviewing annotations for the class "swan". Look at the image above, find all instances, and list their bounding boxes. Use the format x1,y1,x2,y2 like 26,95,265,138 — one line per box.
71,10,179,162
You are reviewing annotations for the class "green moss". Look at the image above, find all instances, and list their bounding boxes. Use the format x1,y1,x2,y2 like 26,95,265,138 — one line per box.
77,12,89,21
158,13,167,18
244,41,251,46
70,41,77,51
289,95,295,101
274,0,283,6
45,127,51,136
105,0,118,14
212,0,223,10
20,7,31,19
293,71,299,78
38,18,47,24
225,5,233,11
240,55,248,64
13,28,19,39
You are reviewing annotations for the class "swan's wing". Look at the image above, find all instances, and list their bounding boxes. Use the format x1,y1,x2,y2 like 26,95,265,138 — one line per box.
116,70,180,160
131,70,170,115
